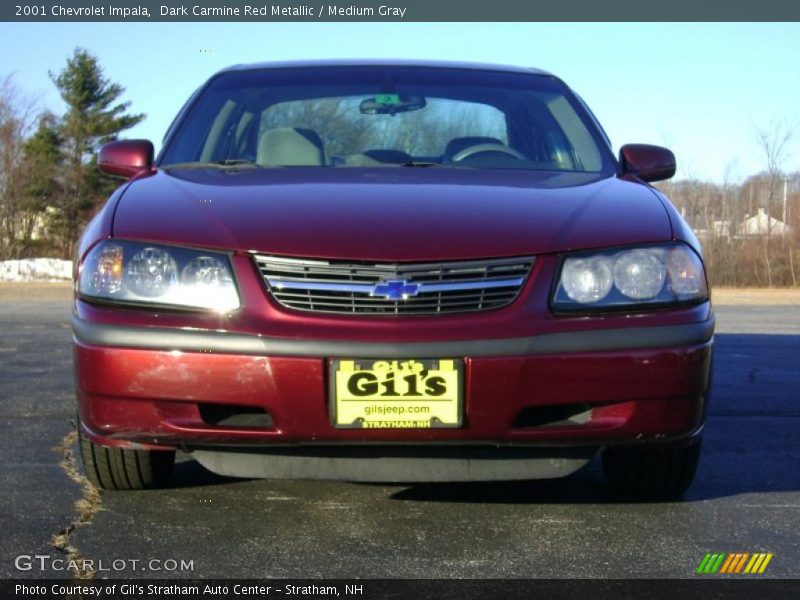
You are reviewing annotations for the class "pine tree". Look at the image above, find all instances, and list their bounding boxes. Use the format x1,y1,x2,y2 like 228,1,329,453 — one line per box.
49,48,144,256
20,113,63,253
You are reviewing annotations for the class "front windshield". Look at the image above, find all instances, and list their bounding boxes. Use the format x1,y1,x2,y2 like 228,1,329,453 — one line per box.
159,66,615,174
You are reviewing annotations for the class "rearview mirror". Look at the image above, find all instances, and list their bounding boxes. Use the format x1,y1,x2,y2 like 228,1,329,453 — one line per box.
619,144,676,182
98,139,154,179
360,94,426,115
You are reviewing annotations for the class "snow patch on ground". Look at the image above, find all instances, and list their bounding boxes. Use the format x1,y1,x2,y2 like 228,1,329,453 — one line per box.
0,259,73,282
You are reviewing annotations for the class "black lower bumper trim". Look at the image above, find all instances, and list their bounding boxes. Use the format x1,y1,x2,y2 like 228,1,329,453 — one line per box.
71,314,714,358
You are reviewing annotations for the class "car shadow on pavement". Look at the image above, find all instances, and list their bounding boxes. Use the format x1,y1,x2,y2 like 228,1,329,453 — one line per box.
169,456,243,488
387,461,624,504
388,333,800,505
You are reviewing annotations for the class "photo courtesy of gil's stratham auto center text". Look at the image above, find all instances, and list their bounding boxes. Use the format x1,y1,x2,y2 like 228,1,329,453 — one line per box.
0,2,799,599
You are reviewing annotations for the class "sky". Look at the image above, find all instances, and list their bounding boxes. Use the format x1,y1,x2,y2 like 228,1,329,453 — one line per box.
0,22,798,182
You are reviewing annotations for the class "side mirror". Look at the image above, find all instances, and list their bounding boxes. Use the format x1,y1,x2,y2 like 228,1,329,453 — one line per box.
98,140,154,179
619,144,676,182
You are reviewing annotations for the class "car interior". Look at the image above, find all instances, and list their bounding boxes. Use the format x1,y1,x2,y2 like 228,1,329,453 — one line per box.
249,127,580,170
160,70,611,175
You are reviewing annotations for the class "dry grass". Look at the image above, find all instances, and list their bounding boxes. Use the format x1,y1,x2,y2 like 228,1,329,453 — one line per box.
712,287,800,305
0,281,72,300
51,429,102,580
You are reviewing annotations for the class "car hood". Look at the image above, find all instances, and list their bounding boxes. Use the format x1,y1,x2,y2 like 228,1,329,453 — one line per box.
113,168,672,261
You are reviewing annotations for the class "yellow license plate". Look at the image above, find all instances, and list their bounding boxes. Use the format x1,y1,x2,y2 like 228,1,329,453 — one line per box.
331,359,462,429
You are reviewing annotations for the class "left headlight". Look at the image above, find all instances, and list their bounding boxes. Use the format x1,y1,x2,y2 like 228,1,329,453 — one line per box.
78,240,240,313
552,243,708,311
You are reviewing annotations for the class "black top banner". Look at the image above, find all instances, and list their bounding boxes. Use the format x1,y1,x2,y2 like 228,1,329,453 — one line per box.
4,0,800,22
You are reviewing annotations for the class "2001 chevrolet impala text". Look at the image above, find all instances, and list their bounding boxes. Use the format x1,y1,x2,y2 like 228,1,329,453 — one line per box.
73,60,713,496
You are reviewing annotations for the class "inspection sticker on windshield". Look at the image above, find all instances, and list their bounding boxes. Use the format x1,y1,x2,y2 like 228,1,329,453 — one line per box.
331,359,462,428
374,93,401,106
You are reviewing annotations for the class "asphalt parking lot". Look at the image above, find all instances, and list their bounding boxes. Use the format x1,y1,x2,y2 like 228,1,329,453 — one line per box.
1,284,798,579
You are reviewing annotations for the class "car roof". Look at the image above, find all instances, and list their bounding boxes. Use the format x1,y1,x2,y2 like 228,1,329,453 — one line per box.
218,59,553,78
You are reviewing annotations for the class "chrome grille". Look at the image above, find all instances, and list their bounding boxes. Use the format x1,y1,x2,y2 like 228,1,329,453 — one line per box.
254,255,534,316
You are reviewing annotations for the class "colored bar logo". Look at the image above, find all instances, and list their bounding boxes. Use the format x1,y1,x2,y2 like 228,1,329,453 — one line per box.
697,552,773,574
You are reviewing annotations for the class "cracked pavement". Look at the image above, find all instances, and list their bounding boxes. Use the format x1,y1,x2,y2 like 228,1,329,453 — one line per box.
1,283,799,579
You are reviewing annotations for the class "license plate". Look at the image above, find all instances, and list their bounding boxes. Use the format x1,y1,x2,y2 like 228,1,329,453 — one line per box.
331,359,462,429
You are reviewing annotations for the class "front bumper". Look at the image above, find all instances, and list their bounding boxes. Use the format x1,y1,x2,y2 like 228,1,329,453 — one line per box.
74,314,714,454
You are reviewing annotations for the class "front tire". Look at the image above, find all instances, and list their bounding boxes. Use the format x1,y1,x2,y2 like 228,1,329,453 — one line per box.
80,432,175,490
602,437,702,498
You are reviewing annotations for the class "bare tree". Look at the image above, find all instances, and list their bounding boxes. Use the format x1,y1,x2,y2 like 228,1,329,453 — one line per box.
0,75,40,259
755,119,796,207
754,120,797,286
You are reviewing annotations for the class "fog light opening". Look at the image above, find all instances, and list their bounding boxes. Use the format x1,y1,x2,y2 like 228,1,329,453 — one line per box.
513,403,593,429
198,404,274,429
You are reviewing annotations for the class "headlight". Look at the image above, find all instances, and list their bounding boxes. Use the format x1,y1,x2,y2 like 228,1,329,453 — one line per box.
561,256,613,304
124,247,178,297
612,248,666,300
79,240,240,312
553,243,708,311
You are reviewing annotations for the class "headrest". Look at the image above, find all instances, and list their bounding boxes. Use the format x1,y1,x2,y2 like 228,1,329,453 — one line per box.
257,128,324,166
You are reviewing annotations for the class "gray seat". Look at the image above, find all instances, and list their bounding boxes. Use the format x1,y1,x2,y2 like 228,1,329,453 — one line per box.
257,128,325,166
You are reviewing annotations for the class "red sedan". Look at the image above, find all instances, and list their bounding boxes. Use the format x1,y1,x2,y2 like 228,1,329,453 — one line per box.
74,61,713,496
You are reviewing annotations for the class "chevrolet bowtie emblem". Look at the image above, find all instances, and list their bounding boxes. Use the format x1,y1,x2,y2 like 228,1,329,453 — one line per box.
371,280,421,300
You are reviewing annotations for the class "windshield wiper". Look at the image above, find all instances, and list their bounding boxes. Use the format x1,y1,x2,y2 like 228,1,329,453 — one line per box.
217,159,261,166
398,160,445,168
162,159,266,170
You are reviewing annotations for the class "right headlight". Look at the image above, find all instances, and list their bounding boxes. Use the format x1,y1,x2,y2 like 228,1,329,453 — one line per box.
78,240,240,313
552,243,708,311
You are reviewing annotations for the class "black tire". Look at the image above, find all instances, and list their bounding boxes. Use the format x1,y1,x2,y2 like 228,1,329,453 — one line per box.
602,437,702,498
79,432,175,490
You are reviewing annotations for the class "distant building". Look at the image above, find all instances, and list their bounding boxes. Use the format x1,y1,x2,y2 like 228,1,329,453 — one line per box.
738,208,790,236
691,208,790,240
